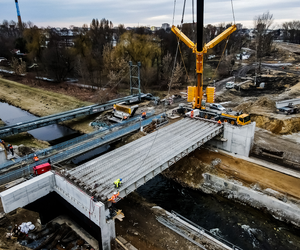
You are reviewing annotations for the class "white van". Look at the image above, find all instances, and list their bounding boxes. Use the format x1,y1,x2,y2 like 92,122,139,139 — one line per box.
225,82,235,89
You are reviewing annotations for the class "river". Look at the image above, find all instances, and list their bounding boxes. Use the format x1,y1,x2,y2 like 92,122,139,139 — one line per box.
137,174,300,250
0,102,79,144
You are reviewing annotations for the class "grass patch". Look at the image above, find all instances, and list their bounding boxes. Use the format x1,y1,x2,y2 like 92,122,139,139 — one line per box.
0,78,92,117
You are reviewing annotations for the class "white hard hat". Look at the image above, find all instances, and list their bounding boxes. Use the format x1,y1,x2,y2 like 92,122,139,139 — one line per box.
113,192,117,195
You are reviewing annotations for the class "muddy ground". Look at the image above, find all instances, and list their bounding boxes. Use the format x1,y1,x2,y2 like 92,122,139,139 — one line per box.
164,147,300,200
115,192,221,250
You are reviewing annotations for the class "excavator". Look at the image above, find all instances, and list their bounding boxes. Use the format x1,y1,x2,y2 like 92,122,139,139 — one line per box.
171,0,251,126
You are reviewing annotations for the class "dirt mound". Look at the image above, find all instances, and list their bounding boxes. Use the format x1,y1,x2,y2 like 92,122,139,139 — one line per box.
252,114,300,134
234,97,276,113
0,208,40,250
17,146,34,156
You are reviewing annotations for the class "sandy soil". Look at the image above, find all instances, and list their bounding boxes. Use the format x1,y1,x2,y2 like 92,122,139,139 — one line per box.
166,148,300,200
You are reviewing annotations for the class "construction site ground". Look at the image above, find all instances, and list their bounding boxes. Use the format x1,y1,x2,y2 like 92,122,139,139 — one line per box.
1,43,300,249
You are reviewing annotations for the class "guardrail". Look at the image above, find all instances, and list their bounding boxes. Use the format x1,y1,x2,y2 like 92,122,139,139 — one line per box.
0,112,164,185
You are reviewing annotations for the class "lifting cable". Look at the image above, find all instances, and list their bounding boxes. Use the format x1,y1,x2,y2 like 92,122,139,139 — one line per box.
168,0,188,96
211,36,230,84
177,38,190,80
172,0,177,26
231,0,236,24
210,0,237,84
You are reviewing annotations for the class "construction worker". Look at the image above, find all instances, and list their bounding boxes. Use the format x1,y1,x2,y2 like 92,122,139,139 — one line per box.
141,111,146,119
8,144,14,156
0,139,6,149
108,191,120,203
114,178,122,188
33,154,39,162
218,120,222,125
190,110,194,118
113,105,116,113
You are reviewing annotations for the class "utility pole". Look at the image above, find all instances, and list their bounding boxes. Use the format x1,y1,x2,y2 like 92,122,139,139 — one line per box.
15,0,23,32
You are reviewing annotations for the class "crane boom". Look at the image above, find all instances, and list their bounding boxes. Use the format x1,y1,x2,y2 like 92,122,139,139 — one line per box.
171,6,236,109
203,25,237,52
172,24,237,54
171,25,197,52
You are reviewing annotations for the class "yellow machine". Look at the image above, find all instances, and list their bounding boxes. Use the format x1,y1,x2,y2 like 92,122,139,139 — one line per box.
110,104,139,123
172,24,236,109
220,112,251,126
172,21,251,126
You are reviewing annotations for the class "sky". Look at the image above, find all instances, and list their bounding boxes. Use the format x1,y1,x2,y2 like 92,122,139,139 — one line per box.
1,0,300,29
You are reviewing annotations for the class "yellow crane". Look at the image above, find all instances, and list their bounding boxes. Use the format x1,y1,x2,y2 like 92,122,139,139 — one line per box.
171,24,237,109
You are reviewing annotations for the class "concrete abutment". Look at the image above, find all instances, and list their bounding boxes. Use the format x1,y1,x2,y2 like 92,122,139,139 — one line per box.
0,171,115,250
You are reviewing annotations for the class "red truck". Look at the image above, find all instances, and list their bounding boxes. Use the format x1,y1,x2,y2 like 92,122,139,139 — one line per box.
33,163,51,176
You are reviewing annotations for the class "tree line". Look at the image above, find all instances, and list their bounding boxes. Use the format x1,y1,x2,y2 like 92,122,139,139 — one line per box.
0,14,296,91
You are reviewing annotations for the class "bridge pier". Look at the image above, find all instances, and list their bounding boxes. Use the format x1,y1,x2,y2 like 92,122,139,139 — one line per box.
0,171,116,250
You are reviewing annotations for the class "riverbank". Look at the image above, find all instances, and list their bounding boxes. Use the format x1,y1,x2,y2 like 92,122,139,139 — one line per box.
163,146,300,227
0,78,92,117
116,192,216,250
0,78,96,147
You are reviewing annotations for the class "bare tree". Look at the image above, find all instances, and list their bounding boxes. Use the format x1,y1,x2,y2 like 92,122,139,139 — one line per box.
169,62,184,89
11,57,26,75
254,12,274,74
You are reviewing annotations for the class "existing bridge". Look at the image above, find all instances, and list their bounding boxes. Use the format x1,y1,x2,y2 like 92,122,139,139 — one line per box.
65,118,223,201
0,94,141,138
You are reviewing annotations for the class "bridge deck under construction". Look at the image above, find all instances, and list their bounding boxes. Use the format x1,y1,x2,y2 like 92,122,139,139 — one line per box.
66,118,223,201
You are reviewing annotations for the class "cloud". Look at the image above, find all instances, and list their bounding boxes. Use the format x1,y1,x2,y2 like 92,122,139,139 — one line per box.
1,0,300,28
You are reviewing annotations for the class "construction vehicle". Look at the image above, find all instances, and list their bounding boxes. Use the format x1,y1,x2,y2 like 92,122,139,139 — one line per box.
277,103,299,115
171,0,251,126
109,103,139,123
187,107,251,126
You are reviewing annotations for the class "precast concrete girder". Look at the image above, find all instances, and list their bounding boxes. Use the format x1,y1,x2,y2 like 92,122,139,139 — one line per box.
77,119,213,192
66,118,223,202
